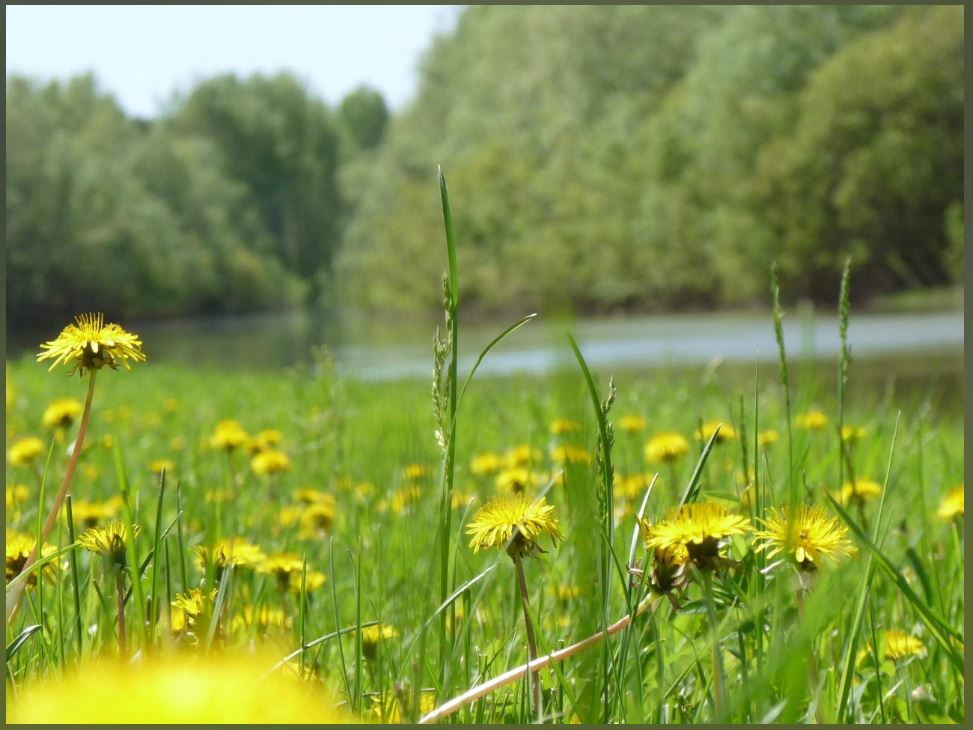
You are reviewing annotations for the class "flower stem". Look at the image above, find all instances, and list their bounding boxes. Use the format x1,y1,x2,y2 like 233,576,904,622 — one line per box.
115,569,128,655
7,371,97,623
700,570,727,720
512,554,542,722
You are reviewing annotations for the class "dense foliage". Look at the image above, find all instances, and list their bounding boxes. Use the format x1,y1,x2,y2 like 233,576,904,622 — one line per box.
5,5,963,324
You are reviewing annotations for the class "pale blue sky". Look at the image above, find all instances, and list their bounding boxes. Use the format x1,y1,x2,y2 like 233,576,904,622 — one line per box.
6,5,459,116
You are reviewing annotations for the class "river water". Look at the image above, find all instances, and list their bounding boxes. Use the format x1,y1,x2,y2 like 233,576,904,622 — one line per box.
9,308,963,380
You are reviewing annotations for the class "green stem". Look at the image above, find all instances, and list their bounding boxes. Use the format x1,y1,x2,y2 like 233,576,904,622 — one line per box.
513,554,542,722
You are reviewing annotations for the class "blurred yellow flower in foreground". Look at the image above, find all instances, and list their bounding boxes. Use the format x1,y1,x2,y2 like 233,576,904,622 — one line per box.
6,653,353,723
37,312,146,377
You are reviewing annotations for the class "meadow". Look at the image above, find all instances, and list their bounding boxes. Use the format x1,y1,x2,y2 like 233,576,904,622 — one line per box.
5,310,964,723
4,178,966,725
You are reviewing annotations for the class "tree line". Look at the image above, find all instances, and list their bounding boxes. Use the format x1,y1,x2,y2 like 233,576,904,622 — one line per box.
6,5,963,326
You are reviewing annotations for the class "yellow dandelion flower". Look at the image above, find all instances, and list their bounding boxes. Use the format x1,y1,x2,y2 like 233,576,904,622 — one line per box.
261,552,304,589
171,588,215,632
644,432,690,463
210,419,248,452
245,429,283,455
550,418,581,435
69,497,122,529
837,479,882,506
6,531,56,586
555,584,581,602
169,436,184,451
648,543,689,595
390,484,422,514
299,499,337,535
551,445,593,465
403,463,430,480
466,494,562,558
42,398,82,430
614,473,655,500
754,505,856,571
470,452,502,476
640,502,750,570
504,445,542,468
937,485,964,521
288,569,327,594
757,429,779,447
148,459,175,475
8,436,46,466
796,410,828,431
37,312,145,376
292,487,322,504
617,415,647,433
162,398,180,413
841,425,867,443
883,630,926,662
6,484,29,509
696,421,736,443
6,653,352,724
361,623,399,659
495,467,543,495
143,412,161,429
251,449,290,476
195,538,266,575
77,522,139,566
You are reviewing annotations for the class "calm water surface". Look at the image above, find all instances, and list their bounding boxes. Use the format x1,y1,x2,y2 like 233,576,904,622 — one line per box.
10,308,962,380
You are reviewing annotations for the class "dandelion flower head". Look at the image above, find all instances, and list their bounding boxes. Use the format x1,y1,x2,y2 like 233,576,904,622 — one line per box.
251,449,291,476
644,432,690,463
754,505,856,571
42,398,82,430
696,421,736,443
796,410,828,431
37,313,145,376
641,501,750,569
467,494,562,558
883,630,926,662
8,436,46,466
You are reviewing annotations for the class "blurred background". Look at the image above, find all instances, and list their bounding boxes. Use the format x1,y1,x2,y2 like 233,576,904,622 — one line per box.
5,5,963,376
